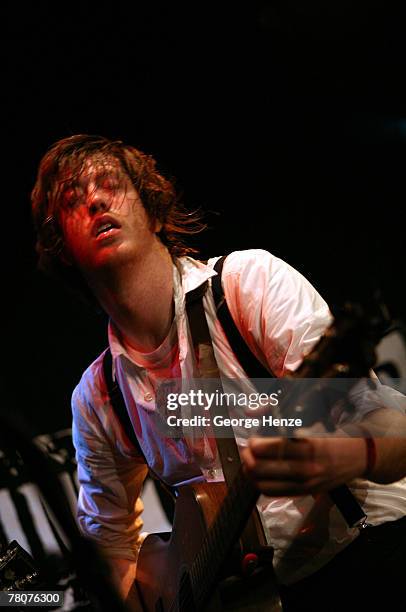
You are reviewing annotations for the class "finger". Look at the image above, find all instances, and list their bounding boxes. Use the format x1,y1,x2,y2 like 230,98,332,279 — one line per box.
243,456,321,482
248,437,315,460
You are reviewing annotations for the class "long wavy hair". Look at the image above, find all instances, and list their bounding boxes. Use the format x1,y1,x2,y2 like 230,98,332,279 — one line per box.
31,134,206,304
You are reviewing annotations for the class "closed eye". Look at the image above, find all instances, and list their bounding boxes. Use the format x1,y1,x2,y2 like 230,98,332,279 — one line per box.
99,178,119,190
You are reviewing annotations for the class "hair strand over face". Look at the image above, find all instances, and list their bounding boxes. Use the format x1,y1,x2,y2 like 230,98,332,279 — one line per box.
31,134,206,305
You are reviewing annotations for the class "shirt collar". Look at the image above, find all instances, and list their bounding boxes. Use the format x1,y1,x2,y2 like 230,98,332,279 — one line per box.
174,255,217,294
108,256,217,376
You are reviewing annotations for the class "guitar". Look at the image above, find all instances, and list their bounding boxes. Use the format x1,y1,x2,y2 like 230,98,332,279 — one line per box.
135,304,381,611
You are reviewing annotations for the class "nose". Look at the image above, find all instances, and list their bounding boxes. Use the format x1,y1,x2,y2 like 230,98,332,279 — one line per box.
87,191,110,216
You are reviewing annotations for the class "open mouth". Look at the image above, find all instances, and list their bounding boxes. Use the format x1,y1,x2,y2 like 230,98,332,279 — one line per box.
96,222,118,237
93,215,121,239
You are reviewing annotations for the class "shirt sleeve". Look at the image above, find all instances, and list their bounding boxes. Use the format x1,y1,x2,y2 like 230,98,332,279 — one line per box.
222,249,333,376
72,365,148,562
221,249,406,425
343,375,406,425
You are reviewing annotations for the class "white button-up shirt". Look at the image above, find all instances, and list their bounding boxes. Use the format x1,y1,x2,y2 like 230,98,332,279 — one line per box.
72,249,406,584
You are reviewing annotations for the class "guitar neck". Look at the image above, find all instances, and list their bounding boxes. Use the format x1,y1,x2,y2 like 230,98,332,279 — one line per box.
188,467,259,610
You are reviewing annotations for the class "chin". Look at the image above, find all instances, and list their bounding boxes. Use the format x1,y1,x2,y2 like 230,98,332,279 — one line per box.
96,242,137,268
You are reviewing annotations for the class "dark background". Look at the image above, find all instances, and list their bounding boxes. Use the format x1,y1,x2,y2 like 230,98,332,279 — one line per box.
4,1,405,435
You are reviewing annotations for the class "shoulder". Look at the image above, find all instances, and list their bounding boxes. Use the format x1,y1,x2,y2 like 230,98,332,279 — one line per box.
207,250,332,374
209,249,303,285
210,248,319,303
208,249,276,275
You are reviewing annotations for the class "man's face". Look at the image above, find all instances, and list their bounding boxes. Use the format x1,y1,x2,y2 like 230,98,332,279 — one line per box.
57,158,161,276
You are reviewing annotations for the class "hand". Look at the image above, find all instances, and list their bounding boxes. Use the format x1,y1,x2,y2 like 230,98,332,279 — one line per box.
109,558,143,611
241,435,367,496
110,558,137,600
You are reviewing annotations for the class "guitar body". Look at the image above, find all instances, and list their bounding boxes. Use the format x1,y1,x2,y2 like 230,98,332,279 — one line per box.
135,482,279,611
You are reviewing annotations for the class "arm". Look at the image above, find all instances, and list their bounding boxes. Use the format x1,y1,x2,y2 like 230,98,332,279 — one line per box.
110,559,138,606
242,407,406,496
347,404,406,484
221,249,333,377
243,377,406,494
72,371,148,602
222,250,406,492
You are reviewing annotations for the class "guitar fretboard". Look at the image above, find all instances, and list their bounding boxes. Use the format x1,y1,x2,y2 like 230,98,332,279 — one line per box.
188,467,259,610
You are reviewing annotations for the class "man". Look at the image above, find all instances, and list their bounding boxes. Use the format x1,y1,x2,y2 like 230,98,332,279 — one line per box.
31,134,406,610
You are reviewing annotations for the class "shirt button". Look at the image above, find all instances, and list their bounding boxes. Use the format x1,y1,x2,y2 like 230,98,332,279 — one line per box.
144,392,153,402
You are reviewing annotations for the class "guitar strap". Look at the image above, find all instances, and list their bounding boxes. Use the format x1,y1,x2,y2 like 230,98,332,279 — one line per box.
210,258,275,379
185,275,269,555
185,280,242,484
102,348,145,457
102,348,177,515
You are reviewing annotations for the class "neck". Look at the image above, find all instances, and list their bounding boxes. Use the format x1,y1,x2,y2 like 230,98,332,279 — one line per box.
87,240,174,352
